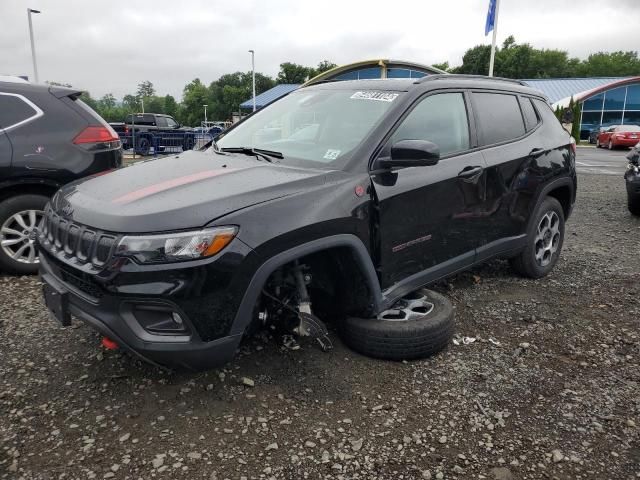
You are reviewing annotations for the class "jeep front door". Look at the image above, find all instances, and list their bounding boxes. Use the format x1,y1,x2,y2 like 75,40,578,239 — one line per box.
372,91,487,292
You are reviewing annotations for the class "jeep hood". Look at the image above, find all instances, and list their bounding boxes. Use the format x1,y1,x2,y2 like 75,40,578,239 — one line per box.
55,150,328,232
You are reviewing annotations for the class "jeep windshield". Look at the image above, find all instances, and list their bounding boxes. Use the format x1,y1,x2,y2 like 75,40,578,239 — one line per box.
215,88,403,169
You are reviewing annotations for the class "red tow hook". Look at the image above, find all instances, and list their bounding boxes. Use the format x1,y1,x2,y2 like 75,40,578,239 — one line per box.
101,336,119,350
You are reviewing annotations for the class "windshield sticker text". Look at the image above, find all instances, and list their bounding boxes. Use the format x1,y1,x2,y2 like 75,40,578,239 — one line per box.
350,91,399,102
323,149,341,160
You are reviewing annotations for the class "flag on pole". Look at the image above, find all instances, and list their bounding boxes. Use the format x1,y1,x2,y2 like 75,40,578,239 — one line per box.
485,0,497,36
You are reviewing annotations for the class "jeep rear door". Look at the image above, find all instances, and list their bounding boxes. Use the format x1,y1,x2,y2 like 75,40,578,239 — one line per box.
471,92,561,261
371,91,487,292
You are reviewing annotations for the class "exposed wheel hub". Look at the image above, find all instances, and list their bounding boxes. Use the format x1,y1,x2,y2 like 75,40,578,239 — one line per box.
0,209,43,264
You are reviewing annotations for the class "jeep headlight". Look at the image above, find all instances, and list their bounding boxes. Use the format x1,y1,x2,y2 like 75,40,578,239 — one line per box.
116,226,237,264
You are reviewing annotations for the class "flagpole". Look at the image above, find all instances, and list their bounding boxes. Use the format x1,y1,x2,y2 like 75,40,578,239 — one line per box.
488,0,500,77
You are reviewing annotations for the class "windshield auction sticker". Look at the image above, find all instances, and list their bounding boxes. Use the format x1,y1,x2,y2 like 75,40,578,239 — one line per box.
350,91,399,102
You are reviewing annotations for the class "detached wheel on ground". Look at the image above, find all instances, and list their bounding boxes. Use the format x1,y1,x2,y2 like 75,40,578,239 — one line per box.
510,196,565,279
0,194,48,275
340,289,454,361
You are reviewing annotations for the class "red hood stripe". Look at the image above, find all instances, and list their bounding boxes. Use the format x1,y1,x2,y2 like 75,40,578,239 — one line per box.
112,168,238,204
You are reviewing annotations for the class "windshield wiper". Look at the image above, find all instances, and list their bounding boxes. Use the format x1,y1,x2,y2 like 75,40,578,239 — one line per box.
220,147,283,163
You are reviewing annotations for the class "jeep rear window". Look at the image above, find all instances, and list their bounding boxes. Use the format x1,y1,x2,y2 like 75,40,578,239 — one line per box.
216,88,402,169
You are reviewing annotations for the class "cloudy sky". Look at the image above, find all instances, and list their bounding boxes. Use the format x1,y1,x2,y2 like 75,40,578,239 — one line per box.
1,0,638,100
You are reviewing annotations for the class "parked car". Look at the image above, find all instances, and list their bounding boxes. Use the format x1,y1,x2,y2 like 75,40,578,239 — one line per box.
588,125,609,144
0,79,121,274
109,113,194,155
596,125,640,149
625,142,640,215
38,75,576,370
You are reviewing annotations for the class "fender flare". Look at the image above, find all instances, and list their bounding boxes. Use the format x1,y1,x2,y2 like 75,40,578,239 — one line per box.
535,175,575,221
229,234,383,336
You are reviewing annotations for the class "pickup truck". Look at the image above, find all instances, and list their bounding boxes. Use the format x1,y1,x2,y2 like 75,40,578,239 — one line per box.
109,113,194,155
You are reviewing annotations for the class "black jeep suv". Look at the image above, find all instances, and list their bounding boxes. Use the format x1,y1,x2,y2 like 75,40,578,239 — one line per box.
38,75,576,370
0,79,122,274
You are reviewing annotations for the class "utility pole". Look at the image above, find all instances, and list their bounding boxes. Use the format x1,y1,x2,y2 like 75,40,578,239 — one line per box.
203,104,208,128
27,8,40,83
249,50,256,112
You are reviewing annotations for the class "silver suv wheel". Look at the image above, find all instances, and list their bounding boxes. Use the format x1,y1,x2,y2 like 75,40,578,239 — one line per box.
0,209,43,264
534,211,560,267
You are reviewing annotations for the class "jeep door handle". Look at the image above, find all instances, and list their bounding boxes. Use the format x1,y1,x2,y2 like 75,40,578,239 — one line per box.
458,165,484,179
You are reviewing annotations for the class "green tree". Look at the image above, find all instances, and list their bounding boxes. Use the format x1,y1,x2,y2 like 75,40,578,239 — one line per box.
452,44,492,75
277,62,312,84
181,78,212,127
209,71,275,119
431,61,450,72
577,51,640,76
122,94,139,112
98,93,117,110
136,80,155,99
310,60,338,77
164,95,178,117
78,91,98,110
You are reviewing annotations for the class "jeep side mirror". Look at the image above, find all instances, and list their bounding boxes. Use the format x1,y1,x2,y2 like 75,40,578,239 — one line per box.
378,140,440,169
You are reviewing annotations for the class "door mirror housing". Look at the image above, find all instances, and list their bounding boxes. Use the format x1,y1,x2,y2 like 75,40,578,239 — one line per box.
379,140,440,169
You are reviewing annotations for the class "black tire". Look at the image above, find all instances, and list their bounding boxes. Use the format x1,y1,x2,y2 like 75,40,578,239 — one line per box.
510,196,565,279
0,194,49,275
628,194,640,216
183,136,195,151
340,289,454,361
137,137,151,156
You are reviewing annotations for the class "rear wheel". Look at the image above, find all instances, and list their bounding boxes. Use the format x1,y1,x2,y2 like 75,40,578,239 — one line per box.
137,136,151,156
510,196,565,279
0,194,48,275
628,193,640,216
340,289,454,361
182,136,195,151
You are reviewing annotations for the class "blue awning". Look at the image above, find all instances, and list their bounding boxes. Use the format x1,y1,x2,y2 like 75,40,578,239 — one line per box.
240,83,300,110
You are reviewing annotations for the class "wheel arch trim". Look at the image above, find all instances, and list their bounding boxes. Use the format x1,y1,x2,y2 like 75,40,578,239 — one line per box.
229,234,383,336
538,176,575,220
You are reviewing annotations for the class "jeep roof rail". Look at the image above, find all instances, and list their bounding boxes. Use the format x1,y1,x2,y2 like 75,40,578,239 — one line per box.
415,74,527,86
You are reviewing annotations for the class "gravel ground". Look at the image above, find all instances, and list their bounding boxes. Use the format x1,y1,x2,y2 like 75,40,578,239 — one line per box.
1,173,639,480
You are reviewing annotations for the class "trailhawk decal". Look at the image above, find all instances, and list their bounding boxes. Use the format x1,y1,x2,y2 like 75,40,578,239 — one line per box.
392,234,432,253
350,91,399,102
112,168,239,204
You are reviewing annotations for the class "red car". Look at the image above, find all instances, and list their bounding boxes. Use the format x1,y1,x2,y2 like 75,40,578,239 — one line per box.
596,125,640,149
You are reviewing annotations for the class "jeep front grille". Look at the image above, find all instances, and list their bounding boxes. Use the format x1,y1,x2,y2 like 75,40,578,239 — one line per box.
39,206,117,268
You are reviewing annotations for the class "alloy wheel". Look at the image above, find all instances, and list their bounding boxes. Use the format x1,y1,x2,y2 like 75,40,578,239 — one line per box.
534,211,560,267
378,290,435,321
0,209,43,264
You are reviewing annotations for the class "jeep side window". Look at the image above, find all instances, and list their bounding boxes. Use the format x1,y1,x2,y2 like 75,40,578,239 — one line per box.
166,117,178,128
156,116,168,128
0,94,38,129
390,92,470,156
520,97,540,131
472,92,526,145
